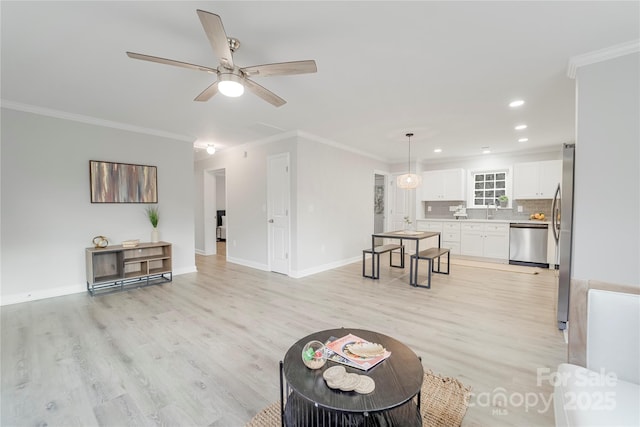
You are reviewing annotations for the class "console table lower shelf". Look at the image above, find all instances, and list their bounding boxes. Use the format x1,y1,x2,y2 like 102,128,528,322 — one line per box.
85,241,172,295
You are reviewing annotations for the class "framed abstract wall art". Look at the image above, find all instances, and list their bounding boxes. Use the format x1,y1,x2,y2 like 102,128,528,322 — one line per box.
89,160,157,203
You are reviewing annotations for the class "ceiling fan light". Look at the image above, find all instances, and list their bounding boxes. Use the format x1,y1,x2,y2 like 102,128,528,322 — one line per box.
218,72,244,97
397,173,422,189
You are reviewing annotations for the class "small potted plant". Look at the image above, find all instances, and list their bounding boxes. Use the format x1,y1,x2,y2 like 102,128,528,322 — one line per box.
498,195,509,208
146,206,159,242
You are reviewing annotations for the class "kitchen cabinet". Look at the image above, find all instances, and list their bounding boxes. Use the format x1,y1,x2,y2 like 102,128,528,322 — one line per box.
513,160,561,199
460,222,509,260
416,220,461,254
421,169,465,201
417,221,443,233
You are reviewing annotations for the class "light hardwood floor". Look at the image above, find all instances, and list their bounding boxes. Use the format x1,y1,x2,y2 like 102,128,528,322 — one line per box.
1,253,566,426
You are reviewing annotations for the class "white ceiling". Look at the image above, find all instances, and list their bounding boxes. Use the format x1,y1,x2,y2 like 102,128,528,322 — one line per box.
2,1,638,163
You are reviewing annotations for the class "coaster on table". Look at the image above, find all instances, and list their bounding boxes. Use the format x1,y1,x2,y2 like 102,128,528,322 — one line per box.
355,375,376,394
323,365,346,382
326,373,349,389
338,373,361,391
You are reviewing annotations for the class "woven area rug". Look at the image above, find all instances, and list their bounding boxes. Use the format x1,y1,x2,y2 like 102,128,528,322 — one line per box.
450,257,542,274
245,370,471,427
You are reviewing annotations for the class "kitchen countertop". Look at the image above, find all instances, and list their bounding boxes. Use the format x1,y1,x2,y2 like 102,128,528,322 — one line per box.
417,218,551,225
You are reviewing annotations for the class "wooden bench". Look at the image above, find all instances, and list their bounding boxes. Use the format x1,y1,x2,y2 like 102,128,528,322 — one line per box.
409,247,450,288
362,244,405,279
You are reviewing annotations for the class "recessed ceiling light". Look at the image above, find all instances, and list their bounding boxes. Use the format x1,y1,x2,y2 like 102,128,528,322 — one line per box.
434,148,442,153
482,147,491,154
509,100,525,108
515,124,527,130
518,138,529,142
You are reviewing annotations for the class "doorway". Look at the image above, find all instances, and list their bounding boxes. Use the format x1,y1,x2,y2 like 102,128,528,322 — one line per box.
374,173,388,245
204,168,226,257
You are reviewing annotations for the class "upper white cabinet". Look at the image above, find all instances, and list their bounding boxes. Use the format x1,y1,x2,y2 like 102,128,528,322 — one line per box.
421,168,465,201
513,160,561,199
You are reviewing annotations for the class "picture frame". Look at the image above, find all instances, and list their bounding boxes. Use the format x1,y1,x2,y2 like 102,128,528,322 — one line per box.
89,160,157,203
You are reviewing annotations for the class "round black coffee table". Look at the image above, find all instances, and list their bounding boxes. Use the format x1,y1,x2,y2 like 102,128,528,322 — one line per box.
281,328,423,426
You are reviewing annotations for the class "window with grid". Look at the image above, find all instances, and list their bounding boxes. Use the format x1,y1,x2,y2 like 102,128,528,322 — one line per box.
472,171,507,207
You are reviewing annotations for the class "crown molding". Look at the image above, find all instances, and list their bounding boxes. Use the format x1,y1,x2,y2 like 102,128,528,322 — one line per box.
1,100,195,142
567,39,640,79
194,129,389,164
296,130,388,163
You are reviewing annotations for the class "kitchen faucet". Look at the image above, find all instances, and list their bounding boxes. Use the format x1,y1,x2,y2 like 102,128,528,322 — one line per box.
486,202,497,220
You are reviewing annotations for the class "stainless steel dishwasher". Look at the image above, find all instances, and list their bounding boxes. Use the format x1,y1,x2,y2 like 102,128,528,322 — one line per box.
509,223,549,267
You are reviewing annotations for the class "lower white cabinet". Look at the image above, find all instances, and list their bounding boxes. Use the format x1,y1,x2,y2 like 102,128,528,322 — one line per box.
442,222,461,255
417,221,443,233
417,220,509,259
417,220,461,255
460,222,509,260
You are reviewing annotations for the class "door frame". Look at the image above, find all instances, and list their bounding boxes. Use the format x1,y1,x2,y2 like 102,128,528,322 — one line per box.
203,168,226,256
373,170,391,242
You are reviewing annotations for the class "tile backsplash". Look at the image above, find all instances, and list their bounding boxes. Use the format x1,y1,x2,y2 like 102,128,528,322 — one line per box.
422,199,553,221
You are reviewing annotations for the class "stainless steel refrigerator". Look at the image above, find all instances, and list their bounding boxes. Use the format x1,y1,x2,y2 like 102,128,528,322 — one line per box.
553,143,575,330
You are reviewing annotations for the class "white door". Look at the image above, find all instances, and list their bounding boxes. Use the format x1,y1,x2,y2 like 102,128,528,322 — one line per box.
267,153,290,275
390,174,409,231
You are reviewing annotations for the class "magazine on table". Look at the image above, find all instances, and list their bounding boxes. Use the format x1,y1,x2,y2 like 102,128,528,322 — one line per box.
324,333,391,371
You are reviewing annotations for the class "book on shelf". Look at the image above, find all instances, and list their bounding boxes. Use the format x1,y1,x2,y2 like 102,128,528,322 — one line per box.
122,239,140,248
325,333,391,371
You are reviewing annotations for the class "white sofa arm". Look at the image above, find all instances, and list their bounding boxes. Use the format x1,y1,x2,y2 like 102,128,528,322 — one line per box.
586,290,639,384
554,289,640,426
554,363,639,427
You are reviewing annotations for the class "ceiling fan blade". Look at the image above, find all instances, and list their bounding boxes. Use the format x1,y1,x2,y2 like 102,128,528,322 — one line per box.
194,81,219,102
126,52,217,73
242,60,317,77
196,9,234,69
243,78,286,107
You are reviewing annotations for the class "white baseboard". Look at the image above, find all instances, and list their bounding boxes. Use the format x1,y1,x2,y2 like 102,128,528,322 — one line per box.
0,267,198,306
174,266,198,275
224,256,361,278
1,284,86,306
290,256,360,278
225,257,269,272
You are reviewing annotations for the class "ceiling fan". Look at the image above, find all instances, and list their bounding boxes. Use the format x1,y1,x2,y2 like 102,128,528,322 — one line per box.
126,9,317,107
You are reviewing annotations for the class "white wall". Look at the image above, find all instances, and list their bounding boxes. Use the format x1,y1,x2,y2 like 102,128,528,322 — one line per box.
1,108,196,305
194,133,298,269
294,134,388,276
572,52,639,287
193,131,388,277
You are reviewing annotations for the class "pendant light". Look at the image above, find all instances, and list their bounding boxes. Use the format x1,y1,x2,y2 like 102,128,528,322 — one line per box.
397,132,422,189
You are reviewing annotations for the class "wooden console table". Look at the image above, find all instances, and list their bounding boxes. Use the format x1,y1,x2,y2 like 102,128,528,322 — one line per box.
85,241,172,295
